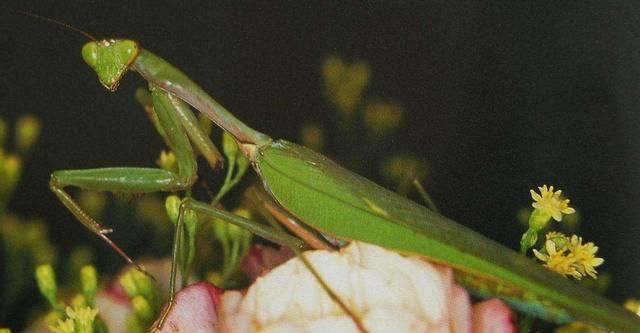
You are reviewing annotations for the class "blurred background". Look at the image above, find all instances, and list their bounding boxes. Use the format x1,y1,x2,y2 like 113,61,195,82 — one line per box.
2,1,640,329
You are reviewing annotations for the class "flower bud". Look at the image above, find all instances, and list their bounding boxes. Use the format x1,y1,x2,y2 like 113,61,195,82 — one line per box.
15,115,41,154
131,269,155,301
0,154,22,199
528,208,552,231
156,150,177,172
80,265,98,305
119,270,139,298
222,131,238,162
69,294,87,308
519,229,539,254
132,295,154,322
183,208,199,235
35,264,59,310
165,195,181,225
212,208,251,244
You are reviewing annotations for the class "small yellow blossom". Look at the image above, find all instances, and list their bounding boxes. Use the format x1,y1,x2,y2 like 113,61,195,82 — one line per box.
569,235,604,279
530,185,576,222
533,232,604,280
534,239,582,279
156,150,177,173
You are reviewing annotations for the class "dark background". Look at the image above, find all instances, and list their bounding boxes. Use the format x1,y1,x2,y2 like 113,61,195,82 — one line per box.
2,0,640,305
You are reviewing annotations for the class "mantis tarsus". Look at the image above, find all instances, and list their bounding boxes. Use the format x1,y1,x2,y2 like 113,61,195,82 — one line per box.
39,19,640,333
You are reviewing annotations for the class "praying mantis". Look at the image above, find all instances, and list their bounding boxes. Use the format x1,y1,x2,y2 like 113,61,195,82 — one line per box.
40,21,640,333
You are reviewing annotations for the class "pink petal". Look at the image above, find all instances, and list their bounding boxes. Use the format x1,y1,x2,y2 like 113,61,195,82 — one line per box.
471,299,516,333
154,281,225,333
436,265,471,333
241,245,294,281
240,246,265,281
449,285,472,333
95,291,132,333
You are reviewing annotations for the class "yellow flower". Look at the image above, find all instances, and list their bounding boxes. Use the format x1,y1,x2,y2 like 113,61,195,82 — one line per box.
533,239,581,279
530,185,576,222
568,235,604,279
533,233,604,280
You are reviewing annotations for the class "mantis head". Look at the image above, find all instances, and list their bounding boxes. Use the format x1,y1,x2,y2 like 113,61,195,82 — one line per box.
81,39,139,92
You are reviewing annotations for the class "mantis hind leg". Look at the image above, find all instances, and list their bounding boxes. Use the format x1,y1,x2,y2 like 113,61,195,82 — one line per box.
151,196,305,331
151,193,369,333
246,189,370,333
50,86,199,268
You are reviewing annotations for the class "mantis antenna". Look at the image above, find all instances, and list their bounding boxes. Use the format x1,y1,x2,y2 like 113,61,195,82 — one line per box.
18,10,98,41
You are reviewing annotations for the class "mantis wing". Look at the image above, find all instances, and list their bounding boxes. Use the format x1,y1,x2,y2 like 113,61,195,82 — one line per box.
256,140,640,333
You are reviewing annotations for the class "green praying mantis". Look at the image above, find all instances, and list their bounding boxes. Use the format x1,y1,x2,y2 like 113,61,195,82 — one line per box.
38,18,640,333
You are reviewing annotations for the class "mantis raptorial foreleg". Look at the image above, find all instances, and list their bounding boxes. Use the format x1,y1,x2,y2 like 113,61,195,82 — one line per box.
135,88,222,170
50,86,217,268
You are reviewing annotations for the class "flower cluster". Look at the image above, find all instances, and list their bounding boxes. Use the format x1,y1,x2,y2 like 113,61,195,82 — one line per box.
49,306,99,333
520,185,577,253
533,232,604,279
35,264,108,333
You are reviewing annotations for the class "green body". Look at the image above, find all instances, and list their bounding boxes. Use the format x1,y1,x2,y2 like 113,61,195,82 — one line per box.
72,39,640,332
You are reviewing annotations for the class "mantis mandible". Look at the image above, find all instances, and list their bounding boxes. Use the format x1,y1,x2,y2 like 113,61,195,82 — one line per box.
45,25,640,332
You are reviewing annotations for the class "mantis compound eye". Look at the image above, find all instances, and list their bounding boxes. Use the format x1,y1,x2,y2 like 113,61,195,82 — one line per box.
81,41,99,68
